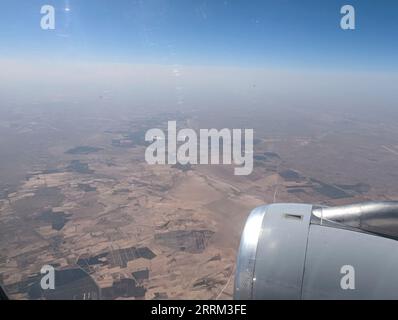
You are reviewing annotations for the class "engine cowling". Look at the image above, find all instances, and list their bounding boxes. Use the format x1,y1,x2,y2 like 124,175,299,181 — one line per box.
234,202,398,300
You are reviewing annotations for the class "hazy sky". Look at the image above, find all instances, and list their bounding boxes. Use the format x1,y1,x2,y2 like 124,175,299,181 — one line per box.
0,0,397,70
1,1,397,116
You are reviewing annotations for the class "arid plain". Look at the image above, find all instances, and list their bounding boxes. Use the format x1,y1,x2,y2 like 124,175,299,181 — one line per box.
1,102,398,300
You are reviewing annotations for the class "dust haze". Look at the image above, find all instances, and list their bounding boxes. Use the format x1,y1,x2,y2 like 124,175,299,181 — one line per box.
1,59,398,299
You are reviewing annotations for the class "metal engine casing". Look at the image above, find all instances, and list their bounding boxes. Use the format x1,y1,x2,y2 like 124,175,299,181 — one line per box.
234,202,398,299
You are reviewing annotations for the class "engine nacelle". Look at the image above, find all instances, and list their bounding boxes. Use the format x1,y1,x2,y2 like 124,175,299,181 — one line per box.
234,202,398,299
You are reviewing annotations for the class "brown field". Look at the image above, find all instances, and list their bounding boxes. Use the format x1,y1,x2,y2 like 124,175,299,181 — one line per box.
1,103,398,299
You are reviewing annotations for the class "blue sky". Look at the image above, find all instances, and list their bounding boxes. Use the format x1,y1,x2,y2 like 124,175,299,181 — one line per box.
0,0,397,70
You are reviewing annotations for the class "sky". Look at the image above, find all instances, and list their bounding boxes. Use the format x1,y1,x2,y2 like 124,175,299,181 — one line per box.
0,0,397,71
1,0,397,115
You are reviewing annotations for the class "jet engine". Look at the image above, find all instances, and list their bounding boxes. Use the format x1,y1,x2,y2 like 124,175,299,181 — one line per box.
234,202,398,299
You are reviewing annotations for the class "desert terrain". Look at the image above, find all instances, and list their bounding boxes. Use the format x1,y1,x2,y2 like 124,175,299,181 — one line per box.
1,103,398,300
